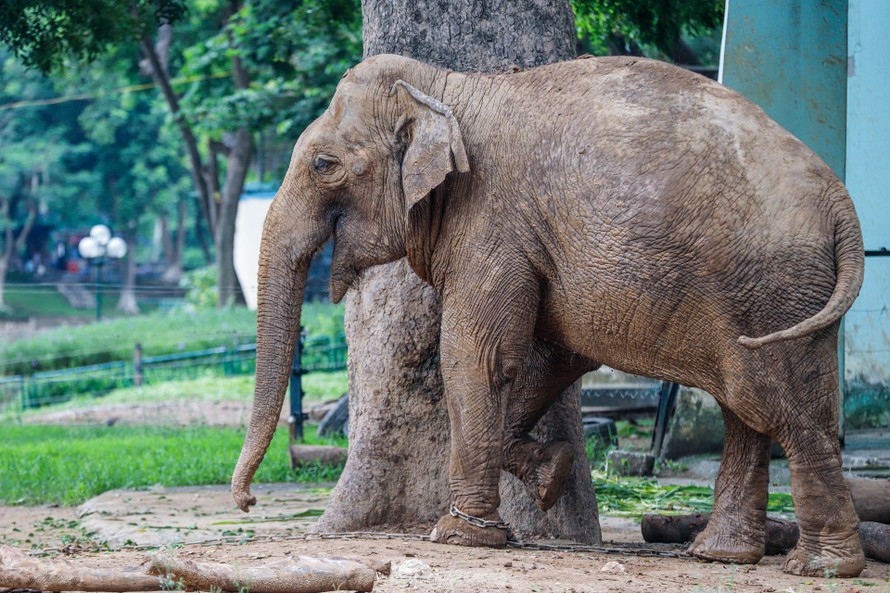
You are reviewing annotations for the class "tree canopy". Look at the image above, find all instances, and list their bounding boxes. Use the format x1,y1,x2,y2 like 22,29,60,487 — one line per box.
0,0,187,73
0,0,722,312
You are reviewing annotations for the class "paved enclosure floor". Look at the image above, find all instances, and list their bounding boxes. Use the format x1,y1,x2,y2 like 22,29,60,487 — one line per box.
2,483,889,593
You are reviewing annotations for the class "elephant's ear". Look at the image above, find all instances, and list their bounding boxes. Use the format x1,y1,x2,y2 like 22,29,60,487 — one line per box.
393,80,470,214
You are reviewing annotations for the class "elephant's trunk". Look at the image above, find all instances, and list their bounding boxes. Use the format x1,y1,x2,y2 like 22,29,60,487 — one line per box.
231,192,329,512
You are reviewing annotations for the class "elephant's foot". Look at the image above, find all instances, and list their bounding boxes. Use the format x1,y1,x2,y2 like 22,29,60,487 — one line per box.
781,533,865,578
687,515,764,565
518,442,575,511
430,513,508,548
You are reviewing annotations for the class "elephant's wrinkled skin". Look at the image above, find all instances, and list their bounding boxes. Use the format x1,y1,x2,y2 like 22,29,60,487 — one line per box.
232,55,865,577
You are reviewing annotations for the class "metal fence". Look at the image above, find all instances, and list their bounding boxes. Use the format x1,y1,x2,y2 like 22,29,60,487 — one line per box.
0,334,347,413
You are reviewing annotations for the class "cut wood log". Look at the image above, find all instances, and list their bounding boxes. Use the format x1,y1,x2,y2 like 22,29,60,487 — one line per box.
641,514,889,562
640,513,799,555
860,521,890,563
288,444,349,468
148,551,376,593
0,545,160,592
1,545,377,593
847,477,890,524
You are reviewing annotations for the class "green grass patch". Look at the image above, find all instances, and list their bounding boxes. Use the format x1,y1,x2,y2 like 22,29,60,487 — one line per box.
0,303,345,377
302,371,348,400
2,371,350,423
0,283,158,322
0,424,345,506
593,470,794,518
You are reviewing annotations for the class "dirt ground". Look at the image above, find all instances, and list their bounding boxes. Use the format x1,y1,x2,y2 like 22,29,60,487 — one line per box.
19,399,302,428
2,483,889,593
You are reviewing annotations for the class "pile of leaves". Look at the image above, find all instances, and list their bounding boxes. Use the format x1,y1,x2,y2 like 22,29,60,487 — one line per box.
593,470,796,518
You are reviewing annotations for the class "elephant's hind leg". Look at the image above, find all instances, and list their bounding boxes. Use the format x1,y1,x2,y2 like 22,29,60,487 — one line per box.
688,405,770,565
770,337,864,577
502,341,593,511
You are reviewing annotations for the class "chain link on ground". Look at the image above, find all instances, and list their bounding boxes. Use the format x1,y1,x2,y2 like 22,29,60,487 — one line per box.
30,530,688,559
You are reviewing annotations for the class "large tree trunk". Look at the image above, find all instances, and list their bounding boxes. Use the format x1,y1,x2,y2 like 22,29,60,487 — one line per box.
216,128,252,307
216,13,252,308
317,0,601,543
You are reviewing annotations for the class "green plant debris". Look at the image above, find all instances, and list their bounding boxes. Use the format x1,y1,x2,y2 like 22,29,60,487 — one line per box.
592,470,795,518
212,509,324,525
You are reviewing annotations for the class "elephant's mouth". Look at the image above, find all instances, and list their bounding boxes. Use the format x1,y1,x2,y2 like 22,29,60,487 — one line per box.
329,220,360,303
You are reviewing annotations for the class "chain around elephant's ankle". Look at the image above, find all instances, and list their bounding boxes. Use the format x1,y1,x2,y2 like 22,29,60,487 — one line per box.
449,504,511,532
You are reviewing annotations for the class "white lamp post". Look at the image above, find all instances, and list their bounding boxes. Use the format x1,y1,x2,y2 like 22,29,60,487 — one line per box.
78,224,128,321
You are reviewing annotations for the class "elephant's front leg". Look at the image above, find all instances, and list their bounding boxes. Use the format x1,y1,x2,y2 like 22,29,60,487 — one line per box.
430,279,539,548
502,341,595,511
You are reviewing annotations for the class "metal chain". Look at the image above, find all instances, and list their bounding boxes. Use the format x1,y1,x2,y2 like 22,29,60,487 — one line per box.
449,504,512,531
30,530,686,559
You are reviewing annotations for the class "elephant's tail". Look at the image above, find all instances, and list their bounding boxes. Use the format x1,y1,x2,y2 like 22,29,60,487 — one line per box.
738,200,864,350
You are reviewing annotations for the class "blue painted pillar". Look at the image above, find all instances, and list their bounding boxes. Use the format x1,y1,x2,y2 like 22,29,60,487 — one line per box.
720,0,848,434
720,0,847,177
843,0,890,429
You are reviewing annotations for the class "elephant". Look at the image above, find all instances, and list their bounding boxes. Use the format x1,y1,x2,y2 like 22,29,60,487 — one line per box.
231,54,865,577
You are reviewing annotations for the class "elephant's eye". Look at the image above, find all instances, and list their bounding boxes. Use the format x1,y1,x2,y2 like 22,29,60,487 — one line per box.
313,154,338,174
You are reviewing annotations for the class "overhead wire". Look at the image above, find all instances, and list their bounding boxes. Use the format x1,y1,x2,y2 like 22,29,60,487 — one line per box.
0,72,232,112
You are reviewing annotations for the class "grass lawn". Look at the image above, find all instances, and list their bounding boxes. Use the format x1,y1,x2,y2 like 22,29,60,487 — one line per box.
0,303,345,376
0,424,345,506
0,284,150,322
1,372,349,423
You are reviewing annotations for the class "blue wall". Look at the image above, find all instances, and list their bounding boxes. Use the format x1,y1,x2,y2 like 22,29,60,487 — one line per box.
843,0,890,428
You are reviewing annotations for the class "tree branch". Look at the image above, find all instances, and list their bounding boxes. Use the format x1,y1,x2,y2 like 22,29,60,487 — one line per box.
139,31,217,244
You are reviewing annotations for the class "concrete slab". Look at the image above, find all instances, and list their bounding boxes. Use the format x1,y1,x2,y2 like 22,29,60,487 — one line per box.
77,483,333,548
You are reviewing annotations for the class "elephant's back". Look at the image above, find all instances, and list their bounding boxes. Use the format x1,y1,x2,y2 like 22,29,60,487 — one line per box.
501,58,849,366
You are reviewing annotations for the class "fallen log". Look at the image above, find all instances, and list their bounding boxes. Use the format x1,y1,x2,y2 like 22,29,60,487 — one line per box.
860,521,890,563
0,545,159,592
847,477,890,524
1,545,377,593
288,445,349,468
639,514,799,555
641,514,889,562
148,551,376,593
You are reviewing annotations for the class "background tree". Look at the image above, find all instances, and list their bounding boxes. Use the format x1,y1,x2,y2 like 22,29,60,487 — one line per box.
0,50,96,310
316,0,601,543
0,0,362,310
572,0,724,64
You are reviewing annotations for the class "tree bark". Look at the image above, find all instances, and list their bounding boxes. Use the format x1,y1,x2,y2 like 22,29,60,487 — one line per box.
139,34,214,259
161,199,187,283
215,14,252,308
317,0,600,543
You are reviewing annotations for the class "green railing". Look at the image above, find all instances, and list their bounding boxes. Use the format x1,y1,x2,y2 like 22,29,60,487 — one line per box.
0,334,347,412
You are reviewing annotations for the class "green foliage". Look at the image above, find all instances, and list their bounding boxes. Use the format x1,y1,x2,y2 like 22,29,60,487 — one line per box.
593,470,796,518
178,0,361,149
0,424,343,505
181,266,219,309
571,0,723,60
0,0,187,73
